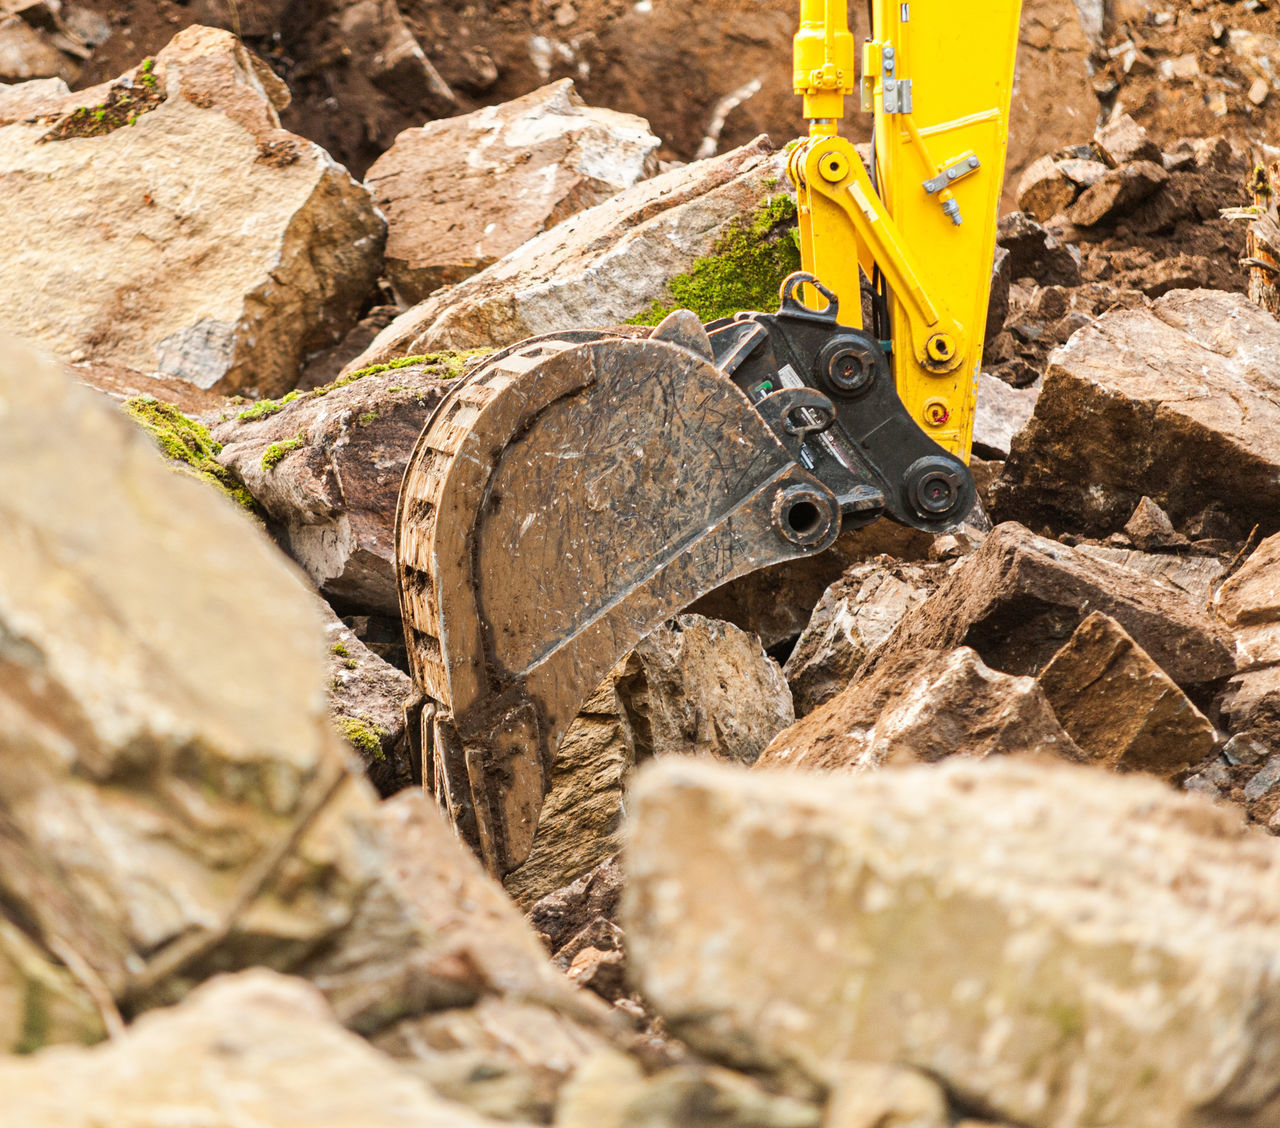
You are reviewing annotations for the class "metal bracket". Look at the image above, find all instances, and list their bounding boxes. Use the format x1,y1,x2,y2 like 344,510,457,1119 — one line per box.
923,153,981,195
883,77,912,114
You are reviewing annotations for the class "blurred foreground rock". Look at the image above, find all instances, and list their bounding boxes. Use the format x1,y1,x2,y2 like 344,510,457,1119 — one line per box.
0,335,597,1056
367,79,660,305
995,290,1280,540
0,970,514,1127
0,27,384,397
346,136,791,366
626,757,1280,1128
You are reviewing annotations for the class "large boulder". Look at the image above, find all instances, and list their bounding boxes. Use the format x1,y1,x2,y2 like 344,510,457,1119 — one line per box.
761,647,1082,772
0,970,515,1127
0,27,385,398
344,136,794,367
0,334,594,1049
993,290,1280,540
213,356,470,613
367,79,660,305
864,523,1236,698
625,756,1280,1128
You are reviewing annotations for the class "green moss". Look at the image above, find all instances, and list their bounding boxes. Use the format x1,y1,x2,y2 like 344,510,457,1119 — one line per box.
122,397,257,512
343,658,358,670
235,349,493,423
627,193,802,326
331,641,350,658
1048,1002,1084,1043
335,716,386,760
39,59,164,142
356,410,379,426
261,433,306,472
15,981,48,1055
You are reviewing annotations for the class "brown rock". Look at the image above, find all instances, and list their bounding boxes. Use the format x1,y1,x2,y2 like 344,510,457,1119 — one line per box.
865,523,1235,694
761,647,1082,772
1093,113,1161,167
1038,613,1217,778
1215,533,1280,749
1073,544,1224,608
566,947,628,1003
993,290,1280,540
367,80,659,305
995,211,1082,286
825,1064,948,1128
783,559,946,716
213,358,462,613
344,137,789,366
1123,496,1185,551
1015,154,1077,221
528,856,624,956
0,28,385,397
1065,160,1168,227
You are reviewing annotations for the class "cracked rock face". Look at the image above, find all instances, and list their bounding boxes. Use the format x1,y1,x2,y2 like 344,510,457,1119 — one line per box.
993,289,1280,540
0,26,385,398
625,756,1280,1128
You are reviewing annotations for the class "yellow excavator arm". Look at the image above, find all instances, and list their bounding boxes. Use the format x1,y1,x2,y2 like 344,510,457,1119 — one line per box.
791,0,1021,459
395,0,1023,875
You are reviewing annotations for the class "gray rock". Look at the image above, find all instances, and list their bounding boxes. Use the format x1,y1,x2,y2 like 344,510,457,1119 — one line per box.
973,373,1039,459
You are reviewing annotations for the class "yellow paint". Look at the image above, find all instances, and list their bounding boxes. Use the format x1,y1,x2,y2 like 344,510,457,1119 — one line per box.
790,0,1023,461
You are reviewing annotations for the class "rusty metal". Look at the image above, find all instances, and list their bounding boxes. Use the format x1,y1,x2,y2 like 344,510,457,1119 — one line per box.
396,325,843,875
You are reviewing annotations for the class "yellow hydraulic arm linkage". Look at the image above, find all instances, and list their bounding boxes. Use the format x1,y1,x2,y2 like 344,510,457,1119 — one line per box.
394,0,1023,875
792,0,1022,459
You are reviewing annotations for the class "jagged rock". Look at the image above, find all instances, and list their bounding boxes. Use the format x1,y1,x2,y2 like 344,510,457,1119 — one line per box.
1215,533,1280,750
555,1050,822,1128
0,27,385,397
973,372,1039,459
324,608,413,796
761,647,1082,772
995,212,1082,286
0,335,593,1047
1073,543,1225,608
1133,253,1212,299
367,79,660,305
692,522,935,652
1065,160,1168,226
1038,612,1216,778
1056,156,1108,188
343,136,791,367
865,523,1234,695
73,359,228,415
994,290,1280,540
1015,153,1077,221
1093,113,1162,167
986,244,1011,345
529,857,624,956
1123,495,1185,551
371,996,610,1123
625,756,1280,1128
0,970,516,1127
783,560,946,717
0,12,70,81
503,614,792,908
213,358,463,613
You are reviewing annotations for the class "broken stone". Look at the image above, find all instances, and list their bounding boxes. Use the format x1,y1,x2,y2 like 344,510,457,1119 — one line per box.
213,358,459,613
1015,153,1077,221
865,523,1235,694
0,970,514,1127
625,756,1280,1128
566,947,628,1003
0,28,385,397
761,647,1082,772
1056,156,1108,187
1037,612,1217,778
1133,253,1210,299
1093,112,1162,167
1214,533,1280,749
503,614,792,908
528,857,624,956
1123,495,1186,551
995,211,1082,286
344,137,791,365
324,607,414,796
782,560,946,717
366,79,660,305
985,244,1011,345
995,290,1280,540
825,1064,948,1128
0,13,71,81
1073,544,1225,608
973,372,1039,459
1065,160,1168,227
